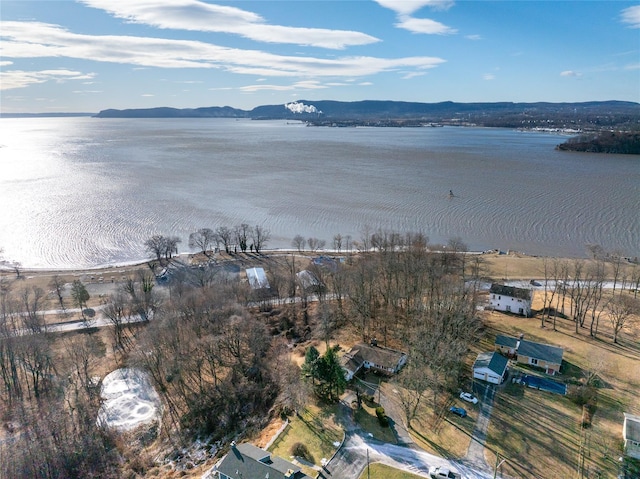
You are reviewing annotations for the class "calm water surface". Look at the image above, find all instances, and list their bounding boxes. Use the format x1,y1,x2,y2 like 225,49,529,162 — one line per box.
0,118,638,269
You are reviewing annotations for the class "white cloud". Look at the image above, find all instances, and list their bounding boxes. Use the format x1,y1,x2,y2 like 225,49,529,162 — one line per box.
0,61,14,66
0,68,95,90
1,21,444,78
465,34,482,41
560,70,582,77
624,63,640,70
285,101,320,114
396,15,456,35
621,5,640,28
80,0,379,49
374,0,456,35
141,94,155,97
483,73,495,80
374,0,454,15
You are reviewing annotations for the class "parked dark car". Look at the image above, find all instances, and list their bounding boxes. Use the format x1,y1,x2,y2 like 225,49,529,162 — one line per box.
449,406,467,418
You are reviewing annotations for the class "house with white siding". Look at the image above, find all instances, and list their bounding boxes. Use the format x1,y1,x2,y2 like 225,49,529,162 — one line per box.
473,351,509,384
489,283,533,317
623,413,640,460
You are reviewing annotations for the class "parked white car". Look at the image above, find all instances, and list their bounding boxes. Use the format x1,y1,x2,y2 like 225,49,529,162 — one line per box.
459,391,478,404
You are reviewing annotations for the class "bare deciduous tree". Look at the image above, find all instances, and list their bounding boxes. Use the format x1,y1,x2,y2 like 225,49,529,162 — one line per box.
251,224,270,254
188,228,216,256
607,294,637,343
292,235,306,252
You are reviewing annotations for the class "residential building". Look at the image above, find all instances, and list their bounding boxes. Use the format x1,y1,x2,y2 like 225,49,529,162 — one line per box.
489,283,533,317
341,340,407,381
215,442,311,479
472,351,509,384
494,334,563,375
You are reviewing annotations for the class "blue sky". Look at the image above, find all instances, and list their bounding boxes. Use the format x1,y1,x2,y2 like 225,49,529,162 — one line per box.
1,0,639,113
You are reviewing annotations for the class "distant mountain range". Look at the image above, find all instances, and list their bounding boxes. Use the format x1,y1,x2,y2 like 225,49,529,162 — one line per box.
3,100,638,131
93,100,639,130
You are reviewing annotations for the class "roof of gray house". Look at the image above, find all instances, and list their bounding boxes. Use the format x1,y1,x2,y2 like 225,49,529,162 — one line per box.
495,335,519,348
490,283,532,301
517,339,564,365
217,443,310,479
625,413,640,443
473,351,509,376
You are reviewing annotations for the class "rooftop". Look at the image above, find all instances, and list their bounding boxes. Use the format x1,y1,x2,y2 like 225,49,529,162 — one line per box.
217,443,311,479
517,339,564,365
624,413,640,443
474,351,509,376
341,342,406,372
490,283,532,301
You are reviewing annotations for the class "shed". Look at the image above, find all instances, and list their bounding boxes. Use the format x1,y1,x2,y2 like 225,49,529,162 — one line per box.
473,352,509,384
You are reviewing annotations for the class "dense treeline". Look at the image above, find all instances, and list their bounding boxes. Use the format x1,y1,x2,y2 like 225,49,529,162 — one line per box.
556,131,640,154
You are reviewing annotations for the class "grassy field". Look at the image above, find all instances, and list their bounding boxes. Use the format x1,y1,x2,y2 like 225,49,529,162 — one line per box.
358,462,426,479
482,304,640,479
268,404,343,477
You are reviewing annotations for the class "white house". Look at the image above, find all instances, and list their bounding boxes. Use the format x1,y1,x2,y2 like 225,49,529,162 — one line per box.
473,351,509,384
489,283,533,317
623,413,640,460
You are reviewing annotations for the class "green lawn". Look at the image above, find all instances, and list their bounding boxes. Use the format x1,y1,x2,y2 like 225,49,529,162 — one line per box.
358,462,425,479
355,402,398,444
268,405,343,477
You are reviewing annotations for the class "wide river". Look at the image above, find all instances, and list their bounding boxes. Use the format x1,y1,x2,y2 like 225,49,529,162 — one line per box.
0,117,638,269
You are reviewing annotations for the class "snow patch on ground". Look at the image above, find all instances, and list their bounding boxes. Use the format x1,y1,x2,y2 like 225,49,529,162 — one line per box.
97,368,161,431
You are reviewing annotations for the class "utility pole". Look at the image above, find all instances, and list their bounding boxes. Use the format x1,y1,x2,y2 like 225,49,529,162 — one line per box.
367,448,370,479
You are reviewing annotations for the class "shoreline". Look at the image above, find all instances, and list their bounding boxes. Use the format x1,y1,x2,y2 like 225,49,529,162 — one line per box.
3,249,635,286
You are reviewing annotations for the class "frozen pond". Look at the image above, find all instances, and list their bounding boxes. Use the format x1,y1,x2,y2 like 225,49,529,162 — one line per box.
97,368,161,431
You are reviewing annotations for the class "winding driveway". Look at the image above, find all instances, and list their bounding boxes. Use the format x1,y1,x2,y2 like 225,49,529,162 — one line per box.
324,393,495,479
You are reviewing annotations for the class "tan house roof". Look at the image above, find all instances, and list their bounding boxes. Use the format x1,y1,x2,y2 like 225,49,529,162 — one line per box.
341,342,406,374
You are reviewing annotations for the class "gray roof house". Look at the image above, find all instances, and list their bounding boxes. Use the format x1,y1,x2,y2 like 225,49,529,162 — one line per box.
494,334,564,375
623,413,640,460
516,339,564,375
495,334,519,356
473,351,509,384
215,443,311,479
